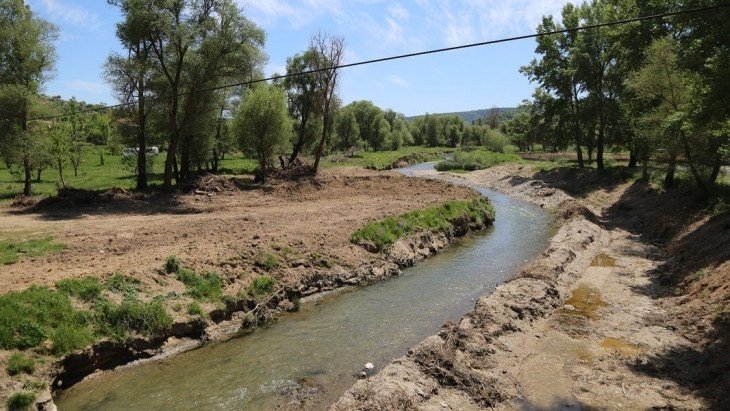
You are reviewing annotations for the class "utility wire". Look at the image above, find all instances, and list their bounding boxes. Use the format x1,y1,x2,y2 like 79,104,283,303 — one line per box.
25,2,730,122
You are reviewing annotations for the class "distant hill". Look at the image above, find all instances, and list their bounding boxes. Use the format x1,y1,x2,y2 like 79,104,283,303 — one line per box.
406,107,518,124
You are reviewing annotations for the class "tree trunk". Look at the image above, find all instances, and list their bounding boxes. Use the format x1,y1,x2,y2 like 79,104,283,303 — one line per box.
680,132,709,195
57,159,66,188
23,156,32,196
136,77,148,190
36,168,42,182
163,94,179,190
709,149,722,186
664,151,677,188
596,124,605,172
313,110,329,173
628,147,637,168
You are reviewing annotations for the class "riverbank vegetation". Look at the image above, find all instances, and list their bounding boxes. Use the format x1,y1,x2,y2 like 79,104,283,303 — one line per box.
436,149,521,172
352,197,494,251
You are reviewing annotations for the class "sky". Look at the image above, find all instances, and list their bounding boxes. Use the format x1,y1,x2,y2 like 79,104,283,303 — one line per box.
26,0,569,117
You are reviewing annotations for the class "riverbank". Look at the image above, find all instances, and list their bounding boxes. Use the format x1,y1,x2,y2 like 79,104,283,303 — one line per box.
334,163,729,409
0,167,494,409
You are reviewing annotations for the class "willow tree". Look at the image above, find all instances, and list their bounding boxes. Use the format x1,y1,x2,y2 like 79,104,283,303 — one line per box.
310,33,345,173
0,0,57,195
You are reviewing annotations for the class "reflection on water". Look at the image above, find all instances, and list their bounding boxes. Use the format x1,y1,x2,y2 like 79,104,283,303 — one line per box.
55,164,552,410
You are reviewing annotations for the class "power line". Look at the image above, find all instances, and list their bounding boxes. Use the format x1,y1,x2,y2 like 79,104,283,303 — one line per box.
26,2,730,122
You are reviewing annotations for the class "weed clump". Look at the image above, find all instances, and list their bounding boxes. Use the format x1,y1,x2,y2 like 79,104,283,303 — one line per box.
248,276,276,297
7,354,35,375
105,274,141,299
7,391,36,411
176,269,223,301
165,255,181,274
187,302,205,317
56,277,103,302
95,299,172,339
254,253,278,270
352,197,494,251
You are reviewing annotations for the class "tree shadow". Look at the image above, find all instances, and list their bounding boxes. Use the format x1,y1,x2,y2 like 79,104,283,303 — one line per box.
530,165,634,199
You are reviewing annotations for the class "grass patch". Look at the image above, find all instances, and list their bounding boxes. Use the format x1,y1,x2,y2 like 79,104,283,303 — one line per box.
352,197,494,251
248,276,276,297
253,253,278,270
105,274,141,299
323,146,448,170
176,269,223,301
0,286,93,354
435,149,521,172
0,237,65,265
95,299,172,340
7,354,35,375
56,277,103,302
187,302,205,317
6,391,36,411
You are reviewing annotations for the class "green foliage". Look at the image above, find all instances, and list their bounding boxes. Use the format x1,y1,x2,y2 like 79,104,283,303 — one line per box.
323,146,446,169
165,255,181,274
176,269,223,301
248,276,276,297
6,391,36,411
0,237,65,265
436,150,521,171
56,277,103,302
105,274,141,299
48,323,94,355
7,354,35,376
187,302,204,317
0,286,92,353
95,299,172,340
253,253,278,270
352,197,494,250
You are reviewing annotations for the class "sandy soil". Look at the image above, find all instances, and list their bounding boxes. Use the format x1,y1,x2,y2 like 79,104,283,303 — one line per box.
334,164,729,410
0,167,477,295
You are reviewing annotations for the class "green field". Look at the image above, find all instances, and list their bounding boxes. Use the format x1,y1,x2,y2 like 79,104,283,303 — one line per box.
0,146,257,201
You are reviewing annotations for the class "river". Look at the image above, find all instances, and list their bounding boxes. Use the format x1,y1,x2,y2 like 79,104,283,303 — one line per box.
55,163,552,410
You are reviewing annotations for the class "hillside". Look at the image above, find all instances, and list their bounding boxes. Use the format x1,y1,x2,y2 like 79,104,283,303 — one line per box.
406,107,518,123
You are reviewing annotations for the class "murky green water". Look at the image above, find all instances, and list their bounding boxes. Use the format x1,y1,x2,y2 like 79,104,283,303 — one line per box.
55,164,552,410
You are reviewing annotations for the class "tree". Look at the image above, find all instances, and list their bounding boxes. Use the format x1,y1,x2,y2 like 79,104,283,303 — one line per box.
233,85,291,183
335,108,360,152
48,121,70,187
283,49,321,165
0,0,57,195
310,32,345,173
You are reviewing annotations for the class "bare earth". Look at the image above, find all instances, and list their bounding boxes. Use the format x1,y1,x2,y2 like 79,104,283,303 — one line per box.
0,167,477,295
334,164,729,410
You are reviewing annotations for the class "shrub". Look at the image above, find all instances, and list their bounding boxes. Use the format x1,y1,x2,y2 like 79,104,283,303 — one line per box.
105,274,141,299
7,354,35,375
165,255,181,274
95,299,172,340
253,253,278,270
6,392,36,411
248,276,276,297
436,149,520,172
56,277,103,302
187,302,204,317
482,129,508,153
0,286,92,352
176,269,223,301
352,197,494,251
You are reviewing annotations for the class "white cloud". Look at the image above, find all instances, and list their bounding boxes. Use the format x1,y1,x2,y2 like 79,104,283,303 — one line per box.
64,80,109,94
386,74,407,87
34,0,101,30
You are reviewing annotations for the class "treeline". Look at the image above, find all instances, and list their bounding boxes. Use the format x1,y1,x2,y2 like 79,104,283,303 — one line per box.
504,0,728,194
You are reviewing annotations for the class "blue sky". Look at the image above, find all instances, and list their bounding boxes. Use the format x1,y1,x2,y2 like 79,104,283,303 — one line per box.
27,0,568,117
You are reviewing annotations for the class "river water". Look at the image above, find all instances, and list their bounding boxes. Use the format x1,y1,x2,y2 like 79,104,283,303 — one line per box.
55,164,552,410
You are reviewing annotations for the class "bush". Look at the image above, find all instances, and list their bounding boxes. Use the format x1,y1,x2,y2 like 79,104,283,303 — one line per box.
436,149,520,172
352,197,494,251
165,255,181,274
6,392,36,411
7,354,35,375
56,277,103,302
482,129,508,153
187,302,204,317
0,286,92,352
95,299,172,339
253,253,278,270
248,276,276,297
176,269,223,301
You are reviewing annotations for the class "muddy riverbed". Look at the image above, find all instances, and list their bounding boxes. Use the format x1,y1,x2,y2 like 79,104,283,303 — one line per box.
54,165,552,410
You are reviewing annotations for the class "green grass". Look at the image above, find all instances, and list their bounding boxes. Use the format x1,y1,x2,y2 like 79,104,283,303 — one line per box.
323,146,449,170
352,197,495,251
176,269,223,301
0,146,257,201
7,354,35,376
187,302,205,317
56,277,103,302
94,299,172,340
0,237,65,265
7,391,36,411
248,276,276,297
253,252,278,270
0,286,93,354
435,149,522,172
105,274,141,299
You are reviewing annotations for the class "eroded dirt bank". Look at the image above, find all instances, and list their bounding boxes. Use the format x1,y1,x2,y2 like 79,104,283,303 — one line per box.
334,164,729,410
